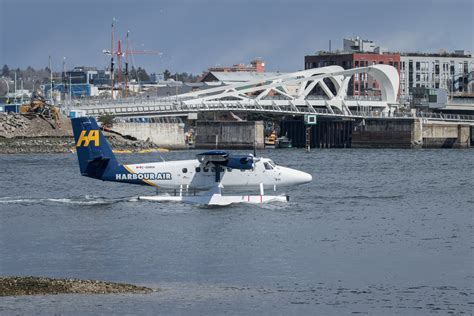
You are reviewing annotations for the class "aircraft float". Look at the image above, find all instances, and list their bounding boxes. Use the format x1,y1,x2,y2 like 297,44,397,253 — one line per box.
71,117,312,205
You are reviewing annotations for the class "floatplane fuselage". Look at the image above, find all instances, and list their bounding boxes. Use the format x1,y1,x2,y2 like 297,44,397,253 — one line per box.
71,117,312,205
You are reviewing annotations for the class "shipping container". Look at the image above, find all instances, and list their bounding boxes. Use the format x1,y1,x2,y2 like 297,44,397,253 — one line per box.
4,105,19,113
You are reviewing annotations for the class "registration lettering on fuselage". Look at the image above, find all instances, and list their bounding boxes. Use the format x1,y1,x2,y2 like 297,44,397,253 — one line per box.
115,172,172,181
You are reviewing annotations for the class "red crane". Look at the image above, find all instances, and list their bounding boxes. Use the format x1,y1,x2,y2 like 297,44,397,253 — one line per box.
103,30,161,97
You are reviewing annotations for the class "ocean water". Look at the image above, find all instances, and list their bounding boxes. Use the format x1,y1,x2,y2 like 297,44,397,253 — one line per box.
0,149,472,315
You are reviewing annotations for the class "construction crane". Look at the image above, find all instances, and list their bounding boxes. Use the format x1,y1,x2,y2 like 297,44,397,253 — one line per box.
103,29,161,97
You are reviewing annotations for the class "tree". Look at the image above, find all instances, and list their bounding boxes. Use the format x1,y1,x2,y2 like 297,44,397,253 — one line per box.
136,67,150,82
2,64,9,77
97,114,116,129
163,69,171,80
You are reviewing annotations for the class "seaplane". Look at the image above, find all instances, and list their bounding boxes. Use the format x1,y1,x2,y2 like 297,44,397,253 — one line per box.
71,116,312,206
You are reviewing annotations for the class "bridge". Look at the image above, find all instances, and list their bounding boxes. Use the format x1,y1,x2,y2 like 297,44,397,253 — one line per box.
70,65,474,125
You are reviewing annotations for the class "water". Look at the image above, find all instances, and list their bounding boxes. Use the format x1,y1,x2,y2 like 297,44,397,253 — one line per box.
0,149,472,315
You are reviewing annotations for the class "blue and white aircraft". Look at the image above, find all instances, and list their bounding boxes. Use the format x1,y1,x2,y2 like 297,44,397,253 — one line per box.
71,116,312,205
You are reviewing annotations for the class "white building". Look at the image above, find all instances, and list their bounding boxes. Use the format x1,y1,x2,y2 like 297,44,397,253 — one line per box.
399,52,474,99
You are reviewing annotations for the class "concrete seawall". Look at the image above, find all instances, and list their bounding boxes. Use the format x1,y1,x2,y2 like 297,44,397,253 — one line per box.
195,121,264,149
353,118,471,148
282,116,471,149
112,122,186,149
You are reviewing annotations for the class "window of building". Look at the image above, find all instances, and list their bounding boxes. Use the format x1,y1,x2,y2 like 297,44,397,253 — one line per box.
355,61,359,67
394,62,399,69
416,62,420,70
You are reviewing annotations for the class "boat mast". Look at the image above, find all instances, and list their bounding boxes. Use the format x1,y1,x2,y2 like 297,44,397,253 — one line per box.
110,18,115,99
124,30,129,97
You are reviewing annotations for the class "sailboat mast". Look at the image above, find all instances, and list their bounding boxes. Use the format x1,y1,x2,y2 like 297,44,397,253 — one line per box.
110,18,115,99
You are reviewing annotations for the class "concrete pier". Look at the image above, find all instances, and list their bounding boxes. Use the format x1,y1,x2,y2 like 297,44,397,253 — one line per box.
281,118,353,148
194,121,264,149
112,122,186,149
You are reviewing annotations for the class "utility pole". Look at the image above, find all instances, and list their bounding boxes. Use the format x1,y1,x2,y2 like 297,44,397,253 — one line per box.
20,78,23,104
62,57,66,103
49,55,53,103
14,72,17,103
175,73,178,99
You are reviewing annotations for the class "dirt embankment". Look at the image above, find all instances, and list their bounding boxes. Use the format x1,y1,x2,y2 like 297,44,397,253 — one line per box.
0,113,158,154
0,276,153,296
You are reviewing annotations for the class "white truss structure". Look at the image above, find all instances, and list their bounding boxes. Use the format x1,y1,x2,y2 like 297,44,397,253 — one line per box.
178,64,400,115
73,65,429,119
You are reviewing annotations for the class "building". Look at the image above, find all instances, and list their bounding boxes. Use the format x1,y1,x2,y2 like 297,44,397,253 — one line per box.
199,71,304,97
305,37,474,100
207,59,265,73
200,71,283,84
343,36,385,54
65,67,110,86
305,52,400,96
399,52,474,99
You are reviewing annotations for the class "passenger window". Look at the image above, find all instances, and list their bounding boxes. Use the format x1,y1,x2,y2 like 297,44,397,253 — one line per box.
195,167,201,172
264,162,273,170
203,167,209,172
182,168,188,173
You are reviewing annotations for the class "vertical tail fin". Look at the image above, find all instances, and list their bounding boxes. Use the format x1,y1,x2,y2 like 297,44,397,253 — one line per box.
71,116,119,179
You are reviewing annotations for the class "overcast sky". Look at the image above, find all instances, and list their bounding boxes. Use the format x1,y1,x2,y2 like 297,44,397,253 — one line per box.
1,0,473,74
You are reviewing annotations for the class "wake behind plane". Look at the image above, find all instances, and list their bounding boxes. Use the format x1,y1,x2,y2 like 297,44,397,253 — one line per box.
71,117,312,205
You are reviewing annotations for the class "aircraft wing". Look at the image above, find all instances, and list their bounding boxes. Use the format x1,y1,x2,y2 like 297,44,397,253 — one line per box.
196,150,253,170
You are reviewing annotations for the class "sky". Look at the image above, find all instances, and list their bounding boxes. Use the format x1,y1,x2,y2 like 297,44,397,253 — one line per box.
0,0,473,75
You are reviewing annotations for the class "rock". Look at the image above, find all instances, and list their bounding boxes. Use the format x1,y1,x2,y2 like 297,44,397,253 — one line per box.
0,276,154,296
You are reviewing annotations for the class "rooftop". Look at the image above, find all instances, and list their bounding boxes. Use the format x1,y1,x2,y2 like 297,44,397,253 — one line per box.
201,71,284,83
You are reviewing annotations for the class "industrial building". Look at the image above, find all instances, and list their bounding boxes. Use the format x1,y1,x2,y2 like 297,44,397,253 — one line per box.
207,59,265,73
200,71,283,84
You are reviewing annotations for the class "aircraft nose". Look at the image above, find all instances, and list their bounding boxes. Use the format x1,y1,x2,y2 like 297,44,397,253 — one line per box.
299,171,313,184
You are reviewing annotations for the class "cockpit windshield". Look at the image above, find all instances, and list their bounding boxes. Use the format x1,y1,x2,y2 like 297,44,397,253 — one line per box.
268,160,276,168
264,162,273,170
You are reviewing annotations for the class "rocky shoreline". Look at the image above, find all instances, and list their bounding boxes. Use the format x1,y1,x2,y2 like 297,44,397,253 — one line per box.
0,113,160,154
0,276,153,296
